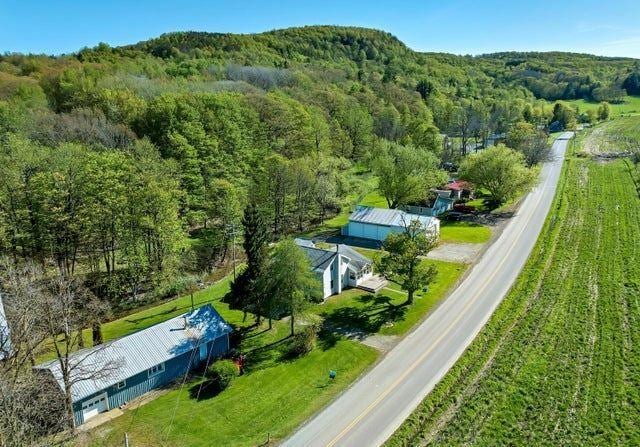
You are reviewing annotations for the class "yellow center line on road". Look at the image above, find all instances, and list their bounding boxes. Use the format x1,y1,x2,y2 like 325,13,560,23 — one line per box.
325,161,556,447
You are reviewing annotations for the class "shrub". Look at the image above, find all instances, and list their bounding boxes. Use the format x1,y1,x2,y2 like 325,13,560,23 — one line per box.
206,360,239,390
288,317,323,357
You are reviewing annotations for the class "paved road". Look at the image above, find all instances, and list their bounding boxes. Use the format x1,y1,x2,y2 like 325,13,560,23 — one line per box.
282,133,573,447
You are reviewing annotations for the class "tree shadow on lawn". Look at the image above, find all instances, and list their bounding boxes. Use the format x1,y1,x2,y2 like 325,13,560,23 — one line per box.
242,336,291,372
320,293,408,339
188,379,224,401
123,297,219,325
124,305,179,325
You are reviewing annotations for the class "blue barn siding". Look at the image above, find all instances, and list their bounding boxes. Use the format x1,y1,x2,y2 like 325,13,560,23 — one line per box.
72,334,229,426
344,221,403,243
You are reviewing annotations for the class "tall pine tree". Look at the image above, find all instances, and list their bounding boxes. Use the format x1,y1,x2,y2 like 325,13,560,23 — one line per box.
229,201,269,324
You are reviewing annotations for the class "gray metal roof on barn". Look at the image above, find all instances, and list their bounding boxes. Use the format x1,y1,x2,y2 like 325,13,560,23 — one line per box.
348,206,438,229
35,304,232,403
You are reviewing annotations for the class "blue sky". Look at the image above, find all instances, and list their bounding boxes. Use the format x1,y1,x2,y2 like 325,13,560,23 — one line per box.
1,0,640,57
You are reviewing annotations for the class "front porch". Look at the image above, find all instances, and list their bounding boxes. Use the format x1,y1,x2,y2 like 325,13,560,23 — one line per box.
357,275,388,293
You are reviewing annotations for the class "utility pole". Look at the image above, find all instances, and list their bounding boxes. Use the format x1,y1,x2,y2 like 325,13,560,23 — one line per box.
226,223,241,281
124,433,129,447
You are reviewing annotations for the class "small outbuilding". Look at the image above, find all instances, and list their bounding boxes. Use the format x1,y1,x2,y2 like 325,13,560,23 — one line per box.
35,304,232,426
442,180,474,200
341,206,440,244
403,195,454,217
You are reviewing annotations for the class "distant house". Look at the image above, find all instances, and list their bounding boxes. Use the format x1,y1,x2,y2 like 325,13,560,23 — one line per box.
402,195,454,217
0,293,9,360
294,239,385,298
549,121,563,132
485,132,506,147
442,180,473,200
341,206,440,244
35,304,232,426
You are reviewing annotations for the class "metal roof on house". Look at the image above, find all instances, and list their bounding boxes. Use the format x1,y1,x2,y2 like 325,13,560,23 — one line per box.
348,206,438,229
35,304,232,403
295,239,372,273
297,245,338,272
444,180,471,191
336,245,371,271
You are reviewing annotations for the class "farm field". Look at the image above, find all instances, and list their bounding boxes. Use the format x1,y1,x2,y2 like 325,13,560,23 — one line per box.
582,115,640,154
387,140,640,445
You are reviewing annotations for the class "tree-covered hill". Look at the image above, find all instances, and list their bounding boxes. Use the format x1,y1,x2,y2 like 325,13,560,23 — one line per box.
0,24,639,315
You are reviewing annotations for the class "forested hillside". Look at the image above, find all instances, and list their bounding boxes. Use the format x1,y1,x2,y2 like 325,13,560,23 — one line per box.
1,25,639,314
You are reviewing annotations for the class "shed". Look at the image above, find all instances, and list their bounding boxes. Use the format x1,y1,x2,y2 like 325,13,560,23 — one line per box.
402,196,454,217
342,206,440,243
35,304,232,426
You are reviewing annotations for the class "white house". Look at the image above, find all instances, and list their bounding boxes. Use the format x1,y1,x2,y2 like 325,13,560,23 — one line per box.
294,239,384,299
341,206,440,244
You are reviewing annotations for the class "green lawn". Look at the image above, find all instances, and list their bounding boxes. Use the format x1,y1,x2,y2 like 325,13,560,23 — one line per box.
359,190,388,208
549,95,640,117
439,221,492,244
315,260,465,336
85,277,379,447
90,337,376,447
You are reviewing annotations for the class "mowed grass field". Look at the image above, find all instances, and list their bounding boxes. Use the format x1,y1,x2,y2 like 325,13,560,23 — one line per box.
439,221,492,244
555,95,640,117
387,142,640,444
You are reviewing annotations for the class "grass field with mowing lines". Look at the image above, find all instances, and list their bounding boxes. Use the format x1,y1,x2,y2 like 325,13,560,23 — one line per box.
387,133,640,446
440,221,492,244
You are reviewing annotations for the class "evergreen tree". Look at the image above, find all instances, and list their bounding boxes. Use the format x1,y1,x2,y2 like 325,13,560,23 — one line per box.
230,201,269,323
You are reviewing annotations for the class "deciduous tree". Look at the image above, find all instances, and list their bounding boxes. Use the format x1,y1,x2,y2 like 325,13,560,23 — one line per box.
375,221,438,305
459,145,537,205
373,143,447,208
259,239,321,336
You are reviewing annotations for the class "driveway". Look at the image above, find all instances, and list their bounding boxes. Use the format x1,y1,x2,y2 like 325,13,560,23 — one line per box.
426,242,483,263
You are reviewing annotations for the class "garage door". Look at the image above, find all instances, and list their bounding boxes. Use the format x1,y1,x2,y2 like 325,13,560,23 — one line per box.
82,393,109,422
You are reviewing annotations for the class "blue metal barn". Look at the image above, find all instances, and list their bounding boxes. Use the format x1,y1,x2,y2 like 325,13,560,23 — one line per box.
36,304,232,426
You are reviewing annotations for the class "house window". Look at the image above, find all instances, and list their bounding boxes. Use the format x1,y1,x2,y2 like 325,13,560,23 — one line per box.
349,272,356,280
330,263,334,271
330,279,334,289
116,380,126,390
148,363,165,378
